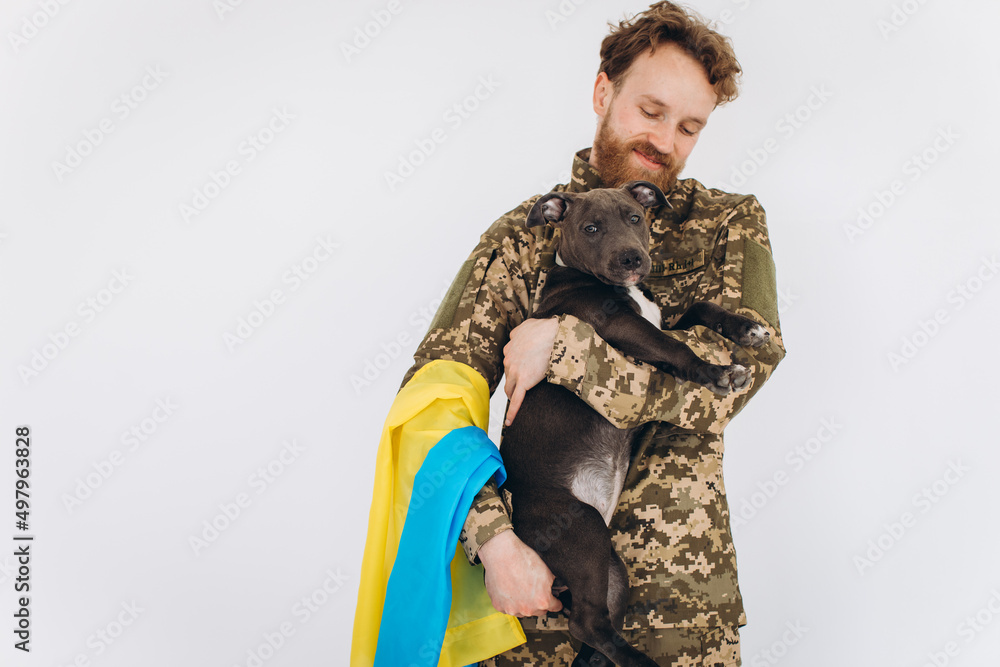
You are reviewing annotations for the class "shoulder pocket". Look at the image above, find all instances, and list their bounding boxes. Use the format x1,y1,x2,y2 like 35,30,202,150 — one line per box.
741,238,778,329
428,241,499,334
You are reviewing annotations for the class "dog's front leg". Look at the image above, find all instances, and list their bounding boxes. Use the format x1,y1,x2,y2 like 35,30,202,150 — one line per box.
595,312,750,395
672,301,770,347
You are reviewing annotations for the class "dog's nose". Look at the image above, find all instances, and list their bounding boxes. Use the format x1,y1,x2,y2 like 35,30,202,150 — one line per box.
619,249,644,269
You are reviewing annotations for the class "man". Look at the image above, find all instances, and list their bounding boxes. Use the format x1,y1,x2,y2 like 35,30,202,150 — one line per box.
398,2,785,664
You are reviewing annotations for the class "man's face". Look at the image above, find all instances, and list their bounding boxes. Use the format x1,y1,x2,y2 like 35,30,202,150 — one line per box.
591,42,718,192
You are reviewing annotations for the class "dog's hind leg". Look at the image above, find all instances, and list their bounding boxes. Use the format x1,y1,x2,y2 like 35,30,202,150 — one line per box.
608,550,629,632
568,591,657,667
528,500,658,667
570,554,634,667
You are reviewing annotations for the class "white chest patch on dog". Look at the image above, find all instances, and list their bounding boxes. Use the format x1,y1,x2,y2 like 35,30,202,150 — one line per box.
569,438,631,526
627,286,662,329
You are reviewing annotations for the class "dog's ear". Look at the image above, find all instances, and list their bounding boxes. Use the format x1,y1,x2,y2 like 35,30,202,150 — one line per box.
622,181,670,209
526,192,574,227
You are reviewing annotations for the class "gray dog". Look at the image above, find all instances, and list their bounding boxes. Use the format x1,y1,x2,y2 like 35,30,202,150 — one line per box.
500,180,769,667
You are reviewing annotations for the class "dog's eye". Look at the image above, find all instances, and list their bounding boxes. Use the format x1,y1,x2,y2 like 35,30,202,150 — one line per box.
629,215,640,224
584,224,598,233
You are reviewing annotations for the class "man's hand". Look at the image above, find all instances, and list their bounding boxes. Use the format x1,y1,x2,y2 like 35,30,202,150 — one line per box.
502,317,559,425
478,529,563,617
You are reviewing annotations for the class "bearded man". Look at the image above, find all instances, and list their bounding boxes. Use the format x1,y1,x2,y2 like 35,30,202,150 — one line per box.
394,2,786,665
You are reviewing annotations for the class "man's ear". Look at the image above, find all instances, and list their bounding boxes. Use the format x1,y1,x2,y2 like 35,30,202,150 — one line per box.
526,192,574,227
593,71,613,117
622,180,670,209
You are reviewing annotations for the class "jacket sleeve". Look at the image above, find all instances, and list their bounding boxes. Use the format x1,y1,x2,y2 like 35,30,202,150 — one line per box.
399,208,537,566
544,195,786,435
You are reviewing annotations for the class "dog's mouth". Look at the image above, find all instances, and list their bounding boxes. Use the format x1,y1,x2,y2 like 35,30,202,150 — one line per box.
561,246,650,287
602,266,649,287
623,271,644,286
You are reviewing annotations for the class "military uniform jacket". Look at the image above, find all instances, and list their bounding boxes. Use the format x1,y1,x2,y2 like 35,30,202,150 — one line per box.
399,148,786,632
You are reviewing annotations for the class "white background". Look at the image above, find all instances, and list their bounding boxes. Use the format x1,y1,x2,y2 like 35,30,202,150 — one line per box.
2,1,999,665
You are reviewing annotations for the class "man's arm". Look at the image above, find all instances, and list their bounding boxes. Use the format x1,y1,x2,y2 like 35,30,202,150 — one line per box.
531,195,785,433
397,203,563,615
399,223,523,561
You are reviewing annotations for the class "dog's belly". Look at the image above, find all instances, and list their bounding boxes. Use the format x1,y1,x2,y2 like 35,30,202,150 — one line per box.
567,428,634,525
501,383,640,527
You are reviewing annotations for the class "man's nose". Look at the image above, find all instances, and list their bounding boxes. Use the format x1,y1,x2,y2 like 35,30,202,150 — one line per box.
647,124,676,155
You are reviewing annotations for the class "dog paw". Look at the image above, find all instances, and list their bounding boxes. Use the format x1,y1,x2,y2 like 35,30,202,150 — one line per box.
695,364,750,394
723,318,770,347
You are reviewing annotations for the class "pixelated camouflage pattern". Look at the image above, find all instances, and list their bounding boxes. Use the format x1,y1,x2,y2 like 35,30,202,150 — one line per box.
400,148,786,635
458,486,515,564
546,308,784,433
610,429,745,630
478,623,739,666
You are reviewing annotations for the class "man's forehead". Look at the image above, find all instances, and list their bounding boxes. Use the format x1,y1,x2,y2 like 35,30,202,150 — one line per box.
614,43,717,114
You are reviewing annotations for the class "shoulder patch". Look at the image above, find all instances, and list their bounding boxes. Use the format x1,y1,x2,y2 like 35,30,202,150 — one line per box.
741,237,779,329
429,254,480,333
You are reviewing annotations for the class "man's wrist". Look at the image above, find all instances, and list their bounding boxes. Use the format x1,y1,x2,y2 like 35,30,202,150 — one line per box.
462,491,513,565
476,526,516,567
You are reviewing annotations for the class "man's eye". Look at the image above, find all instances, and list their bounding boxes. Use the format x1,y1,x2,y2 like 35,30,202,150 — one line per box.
629,215,640,224
584,224,598,233
681,125,698,136
640,108,657,119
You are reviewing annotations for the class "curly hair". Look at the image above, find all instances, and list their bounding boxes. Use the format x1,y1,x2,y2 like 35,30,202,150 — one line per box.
599,2,742,106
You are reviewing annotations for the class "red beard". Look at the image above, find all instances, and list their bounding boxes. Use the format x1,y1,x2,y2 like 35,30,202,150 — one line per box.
592,114,685,193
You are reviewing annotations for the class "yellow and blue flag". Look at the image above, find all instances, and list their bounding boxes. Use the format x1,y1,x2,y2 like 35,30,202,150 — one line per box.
350,359,526,666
